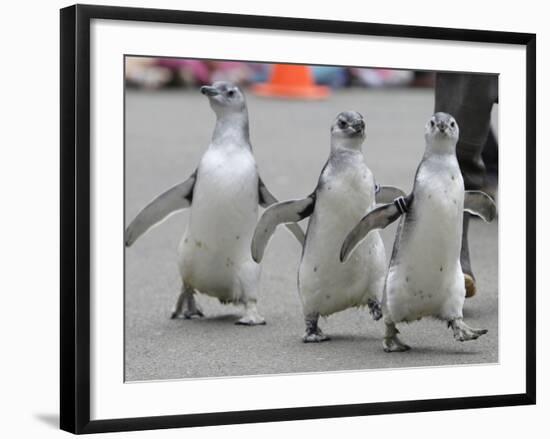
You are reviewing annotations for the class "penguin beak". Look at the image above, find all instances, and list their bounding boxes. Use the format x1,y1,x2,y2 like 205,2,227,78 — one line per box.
436,122,446,133
200,86,220,97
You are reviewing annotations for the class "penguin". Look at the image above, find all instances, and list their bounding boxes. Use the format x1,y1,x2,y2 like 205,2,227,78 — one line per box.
125,81,305,325
251,111,404,342
340,112,497,351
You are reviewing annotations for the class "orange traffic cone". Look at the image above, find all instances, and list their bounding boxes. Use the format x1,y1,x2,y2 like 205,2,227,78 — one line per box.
253,64,330,100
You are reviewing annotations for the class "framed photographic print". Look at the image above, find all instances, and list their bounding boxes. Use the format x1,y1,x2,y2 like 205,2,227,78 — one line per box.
60,4,536,434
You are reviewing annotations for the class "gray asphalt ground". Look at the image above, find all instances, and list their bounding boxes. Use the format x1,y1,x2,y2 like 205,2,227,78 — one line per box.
124,87,498,382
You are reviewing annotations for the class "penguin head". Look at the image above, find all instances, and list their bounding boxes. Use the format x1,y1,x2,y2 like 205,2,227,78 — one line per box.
200,82,246,115
331,111,366,150
425,112,459,144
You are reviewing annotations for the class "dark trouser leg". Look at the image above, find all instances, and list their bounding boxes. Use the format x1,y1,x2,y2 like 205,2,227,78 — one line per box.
482,129,498,175
435,73,498,297
461,212,476,297
461,213,472,277
435,72,498,191
482,128,499,197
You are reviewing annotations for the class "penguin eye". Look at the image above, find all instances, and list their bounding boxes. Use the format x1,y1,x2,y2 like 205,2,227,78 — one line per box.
338,119,348,129
227,90,235,98
450,121,456,128
430,120,435,128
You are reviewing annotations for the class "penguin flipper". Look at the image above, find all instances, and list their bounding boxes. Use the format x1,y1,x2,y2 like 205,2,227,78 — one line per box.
125,171,196,246
258,178,306,246
375,185,406,204
251,196,315,263
341,195,412,263
464,190,497,222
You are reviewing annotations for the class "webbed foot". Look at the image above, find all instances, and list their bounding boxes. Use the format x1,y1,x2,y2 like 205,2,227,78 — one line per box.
235,314,266,326
235,301,266,326
171,285,204,320
449,318,488,341
383,336,411,352
383,319,411,352
302,330,330,343
170,308,204,320
302,314,330,342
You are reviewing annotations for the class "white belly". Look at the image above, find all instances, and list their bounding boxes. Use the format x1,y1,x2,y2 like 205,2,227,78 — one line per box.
178,146,259,301
385,157,466,322
299,161,386,317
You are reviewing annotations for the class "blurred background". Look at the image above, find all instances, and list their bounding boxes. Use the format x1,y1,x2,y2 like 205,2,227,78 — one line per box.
125,56,435,90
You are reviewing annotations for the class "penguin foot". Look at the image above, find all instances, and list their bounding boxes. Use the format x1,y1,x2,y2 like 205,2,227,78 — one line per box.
303,314,329,342
450,318,488,342
235,313,266,326
367,299,383,321
172,287,204,319
302,330,330,343
236,302,266,325
383,336,411,352
383,320,410,352
170,309,204,320
464,274,477,298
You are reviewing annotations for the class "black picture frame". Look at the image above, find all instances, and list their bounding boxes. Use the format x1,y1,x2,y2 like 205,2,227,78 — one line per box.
60,4,536,434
